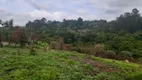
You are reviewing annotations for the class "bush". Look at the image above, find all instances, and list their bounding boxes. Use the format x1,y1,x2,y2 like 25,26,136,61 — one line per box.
104,50,117,59
93,44,105,56
72,44,105,56
30,47,36,55
119,51,132,59
20,41,27,48
50,41,56,49
50,38,72,51
35,41,48,49
63,44,72,51
50,38,64,50
132,49,142,58
137,58,142,64
72,47,82,53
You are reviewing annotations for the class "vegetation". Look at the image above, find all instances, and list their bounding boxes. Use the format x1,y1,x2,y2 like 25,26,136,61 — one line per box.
0,8,142,80
0,48,142,80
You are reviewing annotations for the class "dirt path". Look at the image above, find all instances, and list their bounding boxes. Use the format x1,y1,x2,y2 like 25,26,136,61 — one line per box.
71,55,119,73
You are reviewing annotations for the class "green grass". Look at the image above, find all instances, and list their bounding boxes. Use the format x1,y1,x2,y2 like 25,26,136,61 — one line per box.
0,47,142,80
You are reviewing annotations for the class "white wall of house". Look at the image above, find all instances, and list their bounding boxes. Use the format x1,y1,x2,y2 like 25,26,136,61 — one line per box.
0,24,2,27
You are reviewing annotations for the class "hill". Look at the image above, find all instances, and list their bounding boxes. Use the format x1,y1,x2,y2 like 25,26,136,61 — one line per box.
0,48,142,80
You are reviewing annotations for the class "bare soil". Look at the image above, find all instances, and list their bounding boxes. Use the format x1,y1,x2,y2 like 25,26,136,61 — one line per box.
71,55,119,73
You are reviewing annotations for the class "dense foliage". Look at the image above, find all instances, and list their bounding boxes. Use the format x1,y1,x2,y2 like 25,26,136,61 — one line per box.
0,8,142,60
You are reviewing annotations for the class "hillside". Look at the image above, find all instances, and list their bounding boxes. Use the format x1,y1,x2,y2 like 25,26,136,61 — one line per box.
0,48,142,80
1,8,142,65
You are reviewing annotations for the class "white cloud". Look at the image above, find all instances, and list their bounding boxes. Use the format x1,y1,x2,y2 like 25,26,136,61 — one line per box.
1,0,142,25
29,10,65,21
29,10,50,18
88,0,142,20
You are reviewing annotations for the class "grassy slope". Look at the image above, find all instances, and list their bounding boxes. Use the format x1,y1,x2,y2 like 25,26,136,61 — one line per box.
0,48,142,80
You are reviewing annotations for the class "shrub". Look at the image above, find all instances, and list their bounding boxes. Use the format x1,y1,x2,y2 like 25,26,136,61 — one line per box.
50,38,64,50
56,38,64,50
35,41,49,52
50,38,72,51
50,41,56,49
104,50,117,59
137,58,142,64
119,51,132,59
72,44,105,56
93,44,105,56
30,47,36,55
20,40,27,48
35,41,48,48
72,47,82,53
0,42,3,47
63,44,72,51
86,47,96,55
132,49,142,58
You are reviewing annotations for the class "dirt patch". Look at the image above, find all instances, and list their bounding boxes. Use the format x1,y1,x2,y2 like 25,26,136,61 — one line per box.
71,55,119,73
2,42,9,45
83,58,118,72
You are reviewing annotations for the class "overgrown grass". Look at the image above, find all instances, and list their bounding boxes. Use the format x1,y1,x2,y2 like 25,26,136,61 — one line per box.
0,48,142,80
92,57,142,80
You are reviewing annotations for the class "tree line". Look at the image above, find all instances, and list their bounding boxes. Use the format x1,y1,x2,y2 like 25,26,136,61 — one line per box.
0,8,142,62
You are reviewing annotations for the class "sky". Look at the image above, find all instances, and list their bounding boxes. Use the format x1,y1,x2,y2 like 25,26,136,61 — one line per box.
0,0,142,26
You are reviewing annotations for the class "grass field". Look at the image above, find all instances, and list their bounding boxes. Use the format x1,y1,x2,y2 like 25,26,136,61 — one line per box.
0,47,142,80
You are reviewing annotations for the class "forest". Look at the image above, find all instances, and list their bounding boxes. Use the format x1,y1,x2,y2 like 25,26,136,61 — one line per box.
0,8,142,80
0,8,142,62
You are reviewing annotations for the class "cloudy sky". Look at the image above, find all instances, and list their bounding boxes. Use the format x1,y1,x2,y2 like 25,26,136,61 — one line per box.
0,0,142,26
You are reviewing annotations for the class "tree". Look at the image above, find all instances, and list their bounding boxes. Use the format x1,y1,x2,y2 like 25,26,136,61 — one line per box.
2,19,14,28
26,21,32,27
77,17,83,28
12,27,21,43
9,19,13,28
132,8,139,15
3,21,9,28
41,17,46,23
111,8,141,33
62,19,68,28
